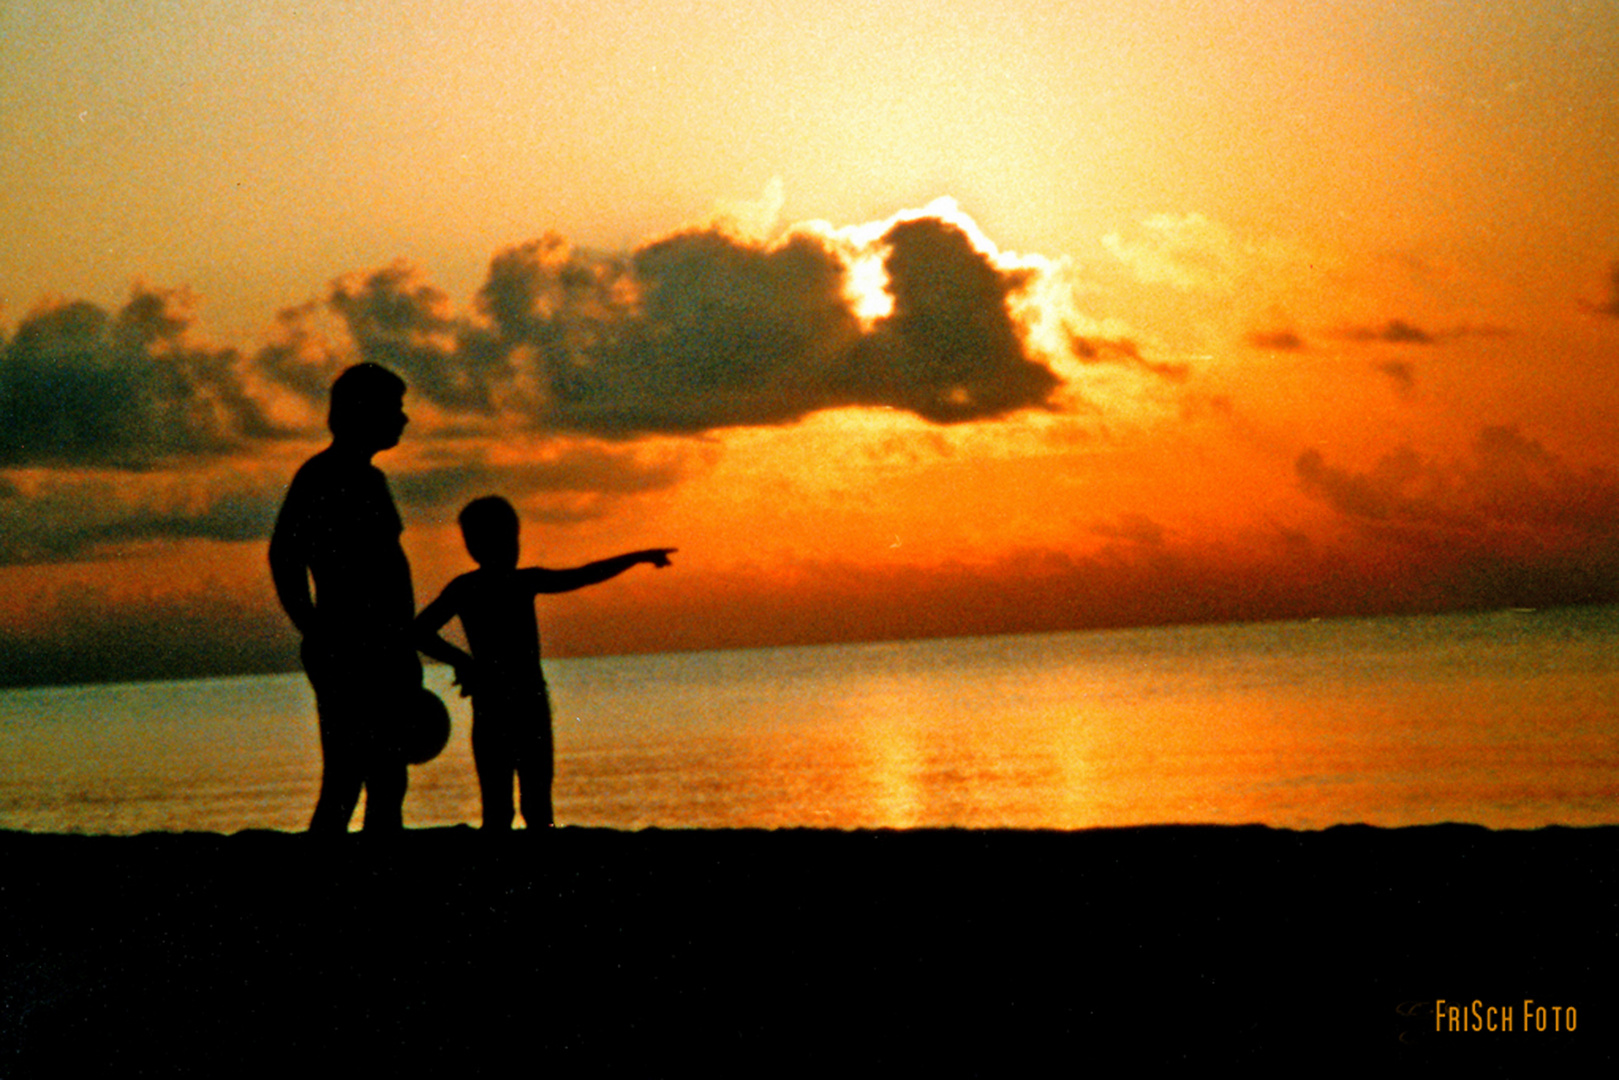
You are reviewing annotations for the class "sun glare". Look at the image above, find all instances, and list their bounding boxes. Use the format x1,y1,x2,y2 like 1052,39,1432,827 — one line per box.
844,252,894,325
794,194,1064,332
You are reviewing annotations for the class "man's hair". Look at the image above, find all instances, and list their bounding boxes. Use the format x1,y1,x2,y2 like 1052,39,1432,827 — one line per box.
458,495,519,556
328,363,406,437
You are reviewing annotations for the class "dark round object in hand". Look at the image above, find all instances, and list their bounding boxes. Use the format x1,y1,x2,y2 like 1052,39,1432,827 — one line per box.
401,688,452,765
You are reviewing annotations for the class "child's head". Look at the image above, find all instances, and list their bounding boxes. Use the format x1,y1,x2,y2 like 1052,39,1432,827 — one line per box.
458,496,520,569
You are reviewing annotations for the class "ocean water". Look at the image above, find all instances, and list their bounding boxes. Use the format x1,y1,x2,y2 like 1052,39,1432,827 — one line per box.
1,606,1616,833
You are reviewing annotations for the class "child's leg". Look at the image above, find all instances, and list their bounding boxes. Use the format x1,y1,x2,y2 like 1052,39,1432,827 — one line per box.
515,691,556,829
515,727,555,829
470,716,516,831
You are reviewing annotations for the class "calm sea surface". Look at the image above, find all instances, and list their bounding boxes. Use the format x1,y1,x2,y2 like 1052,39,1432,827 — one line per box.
2,606,1617,833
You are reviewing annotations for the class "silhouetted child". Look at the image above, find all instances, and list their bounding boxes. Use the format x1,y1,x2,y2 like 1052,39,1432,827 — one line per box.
415,495,674,831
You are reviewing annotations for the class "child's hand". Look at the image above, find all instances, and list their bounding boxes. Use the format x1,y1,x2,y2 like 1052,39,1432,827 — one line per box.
642,548,676,568
451,663,480,698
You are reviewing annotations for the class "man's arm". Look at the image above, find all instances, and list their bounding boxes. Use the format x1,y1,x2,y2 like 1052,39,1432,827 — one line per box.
267,527,318,639
523,548,676,595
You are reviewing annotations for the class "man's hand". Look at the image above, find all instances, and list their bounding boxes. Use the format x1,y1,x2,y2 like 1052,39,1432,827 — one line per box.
297,613,330,653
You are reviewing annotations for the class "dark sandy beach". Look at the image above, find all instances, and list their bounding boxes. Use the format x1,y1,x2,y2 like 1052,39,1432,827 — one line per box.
2,825,1611,1074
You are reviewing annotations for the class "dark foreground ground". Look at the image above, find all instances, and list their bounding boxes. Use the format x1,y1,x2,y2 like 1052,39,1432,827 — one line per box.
1,825,1612,1075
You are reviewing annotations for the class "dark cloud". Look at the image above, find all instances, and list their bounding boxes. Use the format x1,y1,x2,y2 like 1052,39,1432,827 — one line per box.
1246,329,1307,351
1297,446,1421,522
1068,332,1190,381
1090,513,1169,547
0,288,282,468
1375,360,1415,394
389,443,688,520
13,501,1619,688
357,217,1064,435
9,210,1070,466
852,217,1061,421
1340,319,1436,345
1296,427,1619,572
537,520,1619,663
92,487,281,546
0,580,298,689
1295,426,1619,613
252,301,349,408
1579,262,1619,318
328,263,507,416
1253,322,1511,353
1335,320,1511,346
0,438,691,564
0,208,1070,572
0,472,285,565
488,228,866,432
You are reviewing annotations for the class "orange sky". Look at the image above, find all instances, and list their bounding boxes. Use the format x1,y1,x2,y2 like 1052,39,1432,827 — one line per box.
3,1,1618,685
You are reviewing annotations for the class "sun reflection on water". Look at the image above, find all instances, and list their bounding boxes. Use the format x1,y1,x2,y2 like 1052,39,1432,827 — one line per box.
4,609,1618,833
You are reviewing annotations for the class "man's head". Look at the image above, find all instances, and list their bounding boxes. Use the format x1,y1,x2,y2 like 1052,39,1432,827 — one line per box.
328,363,408,453
459,495,521,569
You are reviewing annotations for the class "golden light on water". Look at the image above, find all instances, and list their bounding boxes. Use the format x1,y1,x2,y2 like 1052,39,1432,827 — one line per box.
3,611,1618,832
850,707,927,830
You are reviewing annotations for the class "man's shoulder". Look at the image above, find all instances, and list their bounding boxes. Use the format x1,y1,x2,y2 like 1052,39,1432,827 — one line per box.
281,449,393,517
275,447,399,547
289,447,378,489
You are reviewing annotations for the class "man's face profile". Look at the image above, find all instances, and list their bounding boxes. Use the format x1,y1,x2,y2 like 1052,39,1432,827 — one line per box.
328,363,410,453
340,391,407,453
370,392,408,451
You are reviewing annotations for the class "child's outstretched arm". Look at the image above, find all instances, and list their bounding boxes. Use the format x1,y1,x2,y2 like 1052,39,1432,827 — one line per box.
524,548,676,595
415,583,478,694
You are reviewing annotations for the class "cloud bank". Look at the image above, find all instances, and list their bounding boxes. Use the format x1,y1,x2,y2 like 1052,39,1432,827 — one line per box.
0,288,281,469
0,469,285,565
0,201,1080,561
317,210,1066,435
4,203,1074,470
1296,426,1619,609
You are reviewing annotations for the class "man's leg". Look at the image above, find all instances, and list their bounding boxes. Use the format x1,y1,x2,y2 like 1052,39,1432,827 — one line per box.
360,683,409,832
309,711,363,834
357,658,420,833
304,642,368,834
361,753,407,832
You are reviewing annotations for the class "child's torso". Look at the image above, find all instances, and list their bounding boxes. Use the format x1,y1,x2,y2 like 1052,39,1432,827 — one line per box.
455,569,546,698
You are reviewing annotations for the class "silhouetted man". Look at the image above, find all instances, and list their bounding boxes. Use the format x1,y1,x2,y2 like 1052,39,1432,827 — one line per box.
270,362,421,833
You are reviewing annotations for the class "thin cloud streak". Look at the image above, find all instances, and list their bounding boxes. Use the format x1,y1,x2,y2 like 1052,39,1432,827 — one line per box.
1333,320,1512,346
1246,329,1307,352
